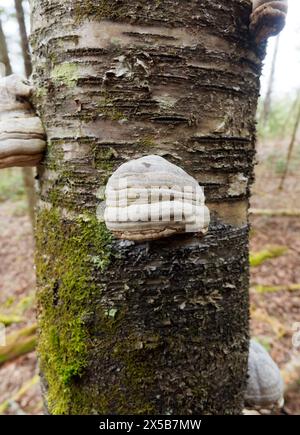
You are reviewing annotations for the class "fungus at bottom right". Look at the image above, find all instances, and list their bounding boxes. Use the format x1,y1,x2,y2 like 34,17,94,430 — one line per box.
245,339,284,409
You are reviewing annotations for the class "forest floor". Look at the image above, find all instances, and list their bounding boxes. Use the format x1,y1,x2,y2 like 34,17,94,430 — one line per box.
0,138,299,415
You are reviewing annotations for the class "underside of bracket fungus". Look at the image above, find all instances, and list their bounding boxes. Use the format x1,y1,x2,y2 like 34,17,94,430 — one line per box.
250,0,288,43
245,340,284,408
0,75,46,169
104,155,210,241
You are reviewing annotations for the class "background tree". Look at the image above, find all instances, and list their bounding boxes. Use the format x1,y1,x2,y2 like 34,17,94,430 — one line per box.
0,3,36,226
14,0,32,77
30,0,278,415
0,16,12,75
262,35,280,125
279,94,300,189
14,0,36,226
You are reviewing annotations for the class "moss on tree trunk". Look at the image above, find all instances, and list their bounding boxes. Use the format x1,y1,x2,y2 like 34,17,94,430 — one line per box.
31,0,265,415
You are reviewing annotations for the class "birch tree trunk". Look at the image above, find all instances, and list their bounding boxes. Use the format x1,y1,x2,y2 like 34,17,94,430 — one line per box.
31,0,265,415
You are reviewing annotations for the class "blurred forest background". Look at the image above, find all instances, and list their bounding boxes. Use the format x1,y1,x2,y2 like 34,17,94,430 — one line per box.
0,0,299,415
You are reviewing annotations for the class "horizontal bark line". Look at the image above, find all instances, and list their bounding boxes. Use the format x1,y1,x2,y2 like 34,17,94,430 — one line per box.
31,0,253,43
32,38,262,72
33,50,260,83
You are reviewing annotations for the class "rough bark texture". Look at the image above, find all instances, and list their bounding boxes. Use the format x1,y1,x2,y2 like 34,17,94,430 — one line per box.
31,0,266,415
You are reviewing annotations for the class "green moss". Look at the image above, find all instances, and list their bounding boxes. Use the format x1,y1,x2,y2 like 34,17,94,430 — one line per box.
99,96,125,121
250,246,288,267
35,208,113,414
0,325,37,366
49,51,58,66
55,309,159,414
51,63,79,88
87,334,158,414
44,144,66,182
74,0,125,23
94,147,115,162
34,86,47,99
92,145,117,175
49,188,61,206
0,314,23,326
1,293,34,322
114,337,161,414
138,137,157,148
254,283,300,293
16,293,35,314
252,337,271,352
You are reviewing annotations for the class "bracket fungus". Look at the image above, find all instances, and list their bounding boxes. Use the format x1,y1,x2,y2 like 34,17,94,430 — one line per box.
104,155,210,241
250,0,288,43
0,75,46,169
245,340,284,409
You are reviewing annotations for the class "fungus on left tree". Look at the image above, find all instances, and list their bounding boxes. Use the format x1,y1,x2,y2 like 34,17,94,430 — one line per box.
0,74,45,169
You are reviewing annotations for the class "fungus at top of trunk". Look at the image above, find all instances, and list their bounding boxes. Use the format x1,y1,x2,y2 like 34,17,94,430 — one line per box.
245,340,284,409
250,0,288,43
104,155,210,241
0,74,46,169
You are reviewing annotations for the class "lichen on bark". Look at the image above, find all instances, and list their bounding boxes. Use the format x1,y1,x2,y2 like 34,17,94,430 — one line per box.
51,63,79,88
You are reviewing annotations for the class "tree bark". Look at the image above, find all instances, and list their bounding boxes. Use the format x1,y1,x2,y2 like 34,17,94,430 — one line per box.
15,0,32,77
31,0,265,415
14,0,37,228
279,97,300,190
0,17,12,75
261,35,279,125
